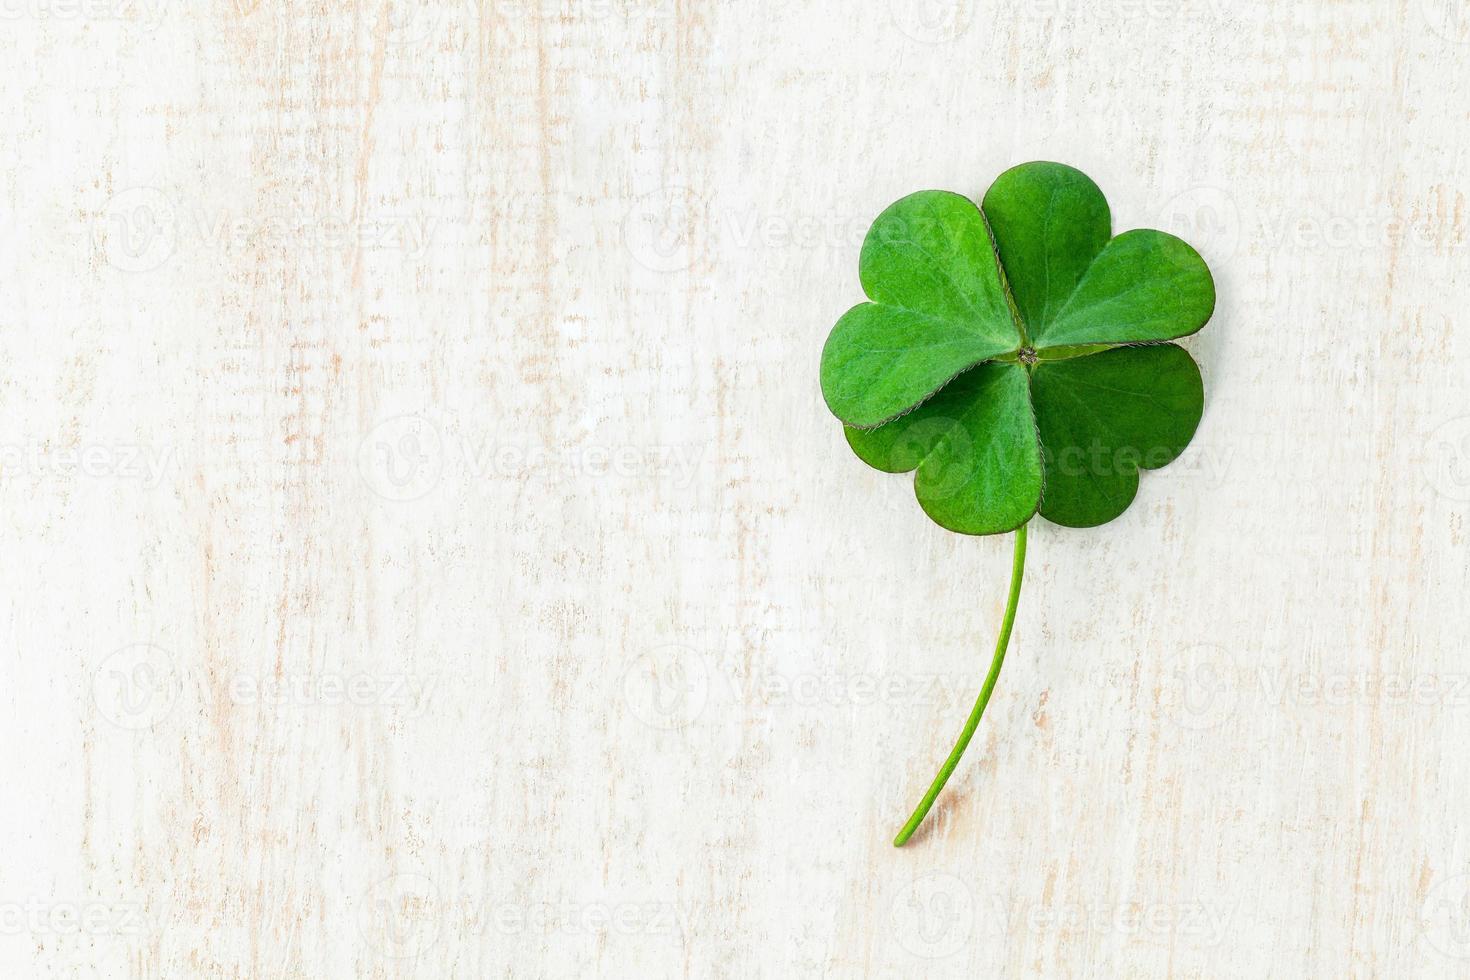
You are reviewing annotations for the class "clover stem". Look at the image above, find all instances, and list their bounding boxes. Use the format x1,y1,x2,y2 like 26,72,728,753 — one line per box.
893,522,1027,847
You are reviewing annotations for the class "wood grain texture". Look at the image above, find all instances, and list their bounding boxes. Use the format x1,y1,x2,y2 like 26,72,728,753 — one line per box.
3,1,1470,977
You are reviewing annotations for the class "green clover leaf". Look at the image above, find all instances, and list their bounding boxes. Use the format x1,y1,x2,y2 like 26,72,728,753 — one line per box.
818,162,1217,846
819,190,1019,429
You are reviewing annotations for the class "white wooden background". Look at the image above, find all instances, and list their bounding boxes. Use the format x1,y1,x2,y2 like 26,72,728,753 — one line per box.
3,1,1470,977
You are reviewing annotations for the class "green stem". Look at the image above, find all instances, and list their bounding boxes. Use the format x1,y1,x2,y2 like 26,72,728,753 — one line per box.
893,522,1028,847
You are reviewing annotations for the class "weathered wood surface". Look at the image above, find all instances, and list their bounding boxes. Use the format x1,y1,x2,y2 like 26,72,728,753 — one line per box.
3,1,1470,977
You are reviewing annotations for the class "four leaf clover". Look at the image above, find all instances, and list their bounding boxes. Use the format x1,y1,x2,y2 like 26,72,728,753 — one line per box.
819,162,1217,846
820,161,1215,532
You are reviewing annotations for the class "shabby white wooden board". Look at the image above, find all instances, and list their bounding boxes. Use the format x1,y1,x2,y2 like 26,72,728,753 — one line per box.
3,1,1470,977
